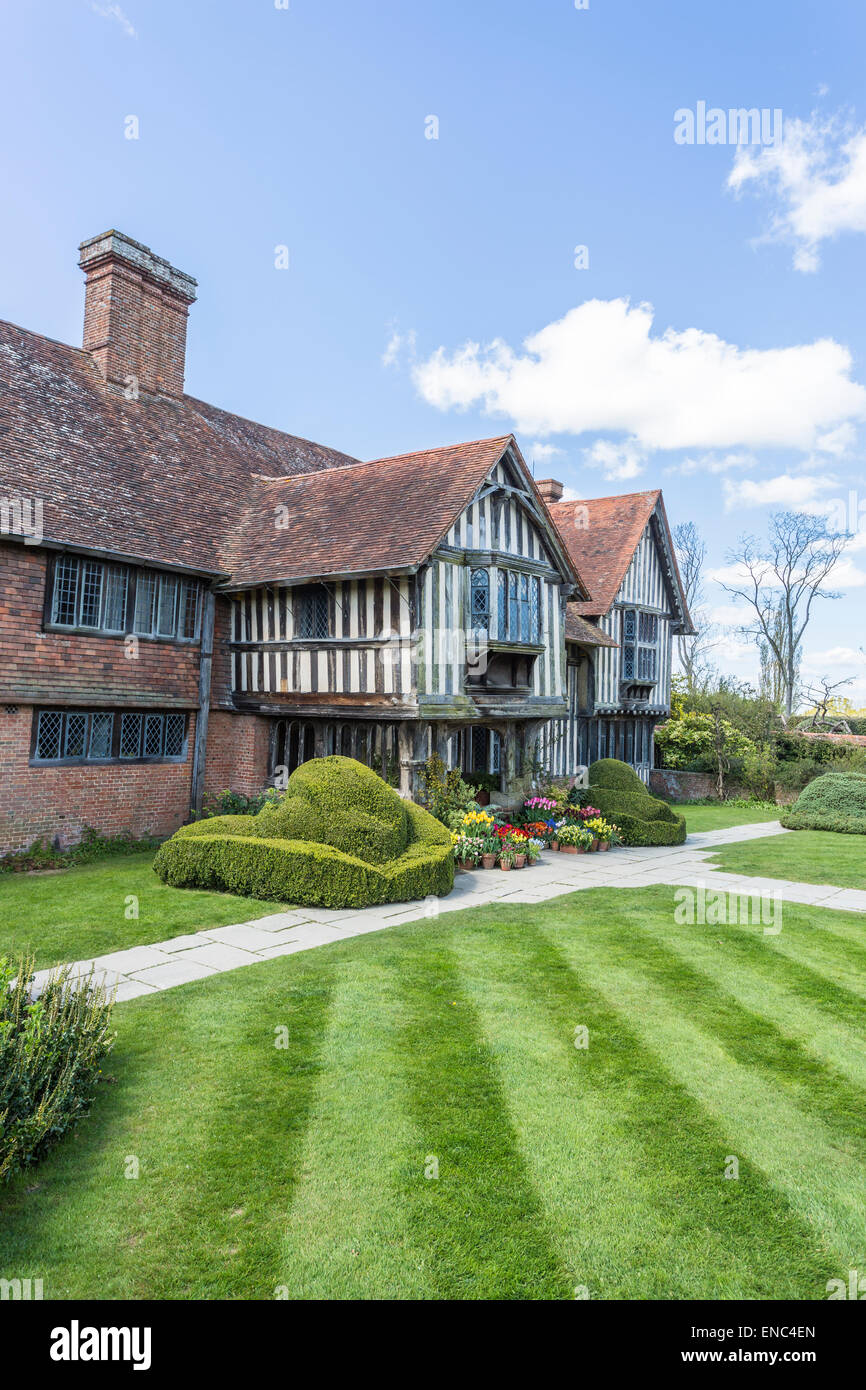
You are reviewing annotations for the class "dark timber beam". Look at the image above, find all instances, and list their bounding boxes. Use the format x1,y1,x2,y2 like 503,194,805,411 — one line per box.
190,589,216,818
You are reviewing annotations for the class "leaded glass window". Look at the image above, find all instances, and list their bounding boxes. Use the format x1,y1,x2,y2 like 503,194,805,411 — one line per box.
296,586,330,639
497,571,507,639
89,712,114,759
31,709,186,763
35,709,63,760
470,568,489,633
50,556,199,640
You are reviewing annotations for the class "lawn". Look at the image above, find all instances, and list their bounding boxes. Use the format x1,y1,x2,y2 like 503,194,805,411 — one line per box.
0,851,282,970
708,829,866,891
2,884,863,1300
676,802,780,833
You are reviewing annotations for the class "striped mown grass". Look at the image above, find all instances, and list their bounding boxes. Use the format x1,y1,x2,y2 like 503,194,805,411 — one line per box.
0,886,863,1300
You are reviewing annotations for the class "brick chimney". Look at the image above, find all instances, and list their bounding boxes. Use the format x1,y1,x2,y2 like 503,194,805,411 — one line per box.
78,231,197,399
537,478,564,504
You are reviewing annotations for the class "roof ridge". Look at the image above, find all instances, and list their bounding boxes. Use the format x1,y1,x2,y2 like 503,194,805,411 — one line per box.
551,488,661,509
365,434,513,466
0,316,91,358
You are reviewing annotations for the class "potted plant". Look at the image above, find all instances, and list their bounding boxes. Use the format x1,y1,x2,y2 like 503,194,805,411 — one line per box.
557,823,583,854
480,833,499,870
524,839,541,866
499,846,514,871
583,815,610,851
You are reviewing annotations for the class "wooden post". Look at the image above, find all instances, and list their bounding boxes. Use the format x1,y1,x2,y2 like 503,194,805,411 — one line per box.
190,589,216,819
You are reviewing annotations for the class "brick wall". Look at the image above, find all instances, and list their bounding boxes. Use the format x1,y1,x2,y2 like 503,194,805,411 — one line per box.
203,711,272,802
0,542,200,706
0,705,196,853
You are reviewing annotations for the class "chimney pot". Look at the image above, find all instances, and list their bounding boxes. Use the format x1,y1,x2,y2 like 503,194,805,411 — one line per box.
537,478,564,504
78,230,197,399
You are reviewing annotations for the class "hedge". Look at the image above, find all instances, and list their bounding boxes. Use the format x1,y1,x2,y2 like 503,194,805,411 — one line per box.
154,756,454,908
780,772,866,834
579,758,687,846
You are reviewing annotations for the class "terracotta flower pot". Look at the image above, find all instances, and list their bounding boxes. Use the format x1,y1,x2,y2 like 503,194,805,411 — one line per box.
551,839,559,852
591,838,600,851
560,844,578,854
476,789,491,807
500,862,511,872
513,854,526,868
598,841,610,852
576,845,587,854
481,854,497,870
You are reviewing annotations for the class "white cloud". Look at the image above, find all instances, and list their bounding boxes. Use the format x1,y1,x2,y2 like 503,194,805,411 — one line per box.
723,472,837,511
706,603,747,627
584,437,646,481
728,112,866,271
528,441,564,463
90,2,137,37
382,325,416,369
412,298,866,452
669,451,756,477
801,645,866,673
814,422,857,456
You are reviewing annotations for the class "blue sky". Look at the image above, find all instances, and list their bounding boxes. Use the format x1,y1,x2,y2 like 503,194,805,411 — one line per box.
2,0,865,700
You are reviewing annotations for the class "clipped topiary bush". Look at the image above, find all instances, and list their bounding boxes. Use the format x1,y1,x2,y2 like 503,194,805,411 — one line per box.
154,756,454,908
577,758,687,846
780,772,866,834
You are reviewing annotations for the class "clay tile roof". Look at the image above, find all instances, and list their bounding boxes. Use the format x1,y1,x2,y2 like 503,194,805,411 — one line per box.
221,437,516,586
0,319,359,574
565,611,618,647
0,320,585,592
549,490,662,615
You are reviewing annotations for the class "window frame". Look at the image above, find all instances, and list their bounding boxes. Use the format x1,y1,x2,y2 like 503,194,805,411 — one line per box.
621,607,660,685
30,708,189,766
294,585,331,640
494,566,543,644
44,555,202,644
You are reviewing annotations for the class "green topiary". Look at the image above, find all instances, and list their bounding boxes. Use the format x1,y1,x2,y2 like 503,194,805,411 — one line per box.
587,758,648,792
154,756,454,908
780,772,866,834
579,759,687,846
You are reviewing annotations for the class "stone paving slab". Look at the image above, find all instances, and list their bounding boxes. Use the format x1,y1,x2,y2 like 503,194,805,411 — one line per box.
35,819,866,1003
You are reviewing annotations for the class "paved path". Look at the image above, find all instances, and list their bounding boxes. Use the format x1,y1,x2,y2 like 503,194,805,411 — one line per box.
33,820,866,1002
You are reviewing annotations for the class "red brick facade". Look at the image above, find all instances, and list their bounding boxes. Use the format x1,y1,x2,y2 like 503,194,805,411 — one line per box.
0,705,198,852
0,542,276,855
0,543,201,708
203,712,272,803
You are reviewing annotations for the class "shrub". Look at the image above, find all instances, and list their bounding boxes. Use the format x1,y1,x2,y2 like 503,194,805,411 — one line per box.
154,757,454,908
0,827,161,875
416,755,481,826
0,957,116,1183
780,772,866,834
197,786,284,818
575,759,686,846
654,712,757,770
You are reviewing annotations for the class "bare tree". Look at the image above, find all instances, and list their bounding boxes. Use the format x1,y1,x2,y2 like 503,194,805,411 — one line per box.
803,675,854,731
720,512,850,717
673,520,716,693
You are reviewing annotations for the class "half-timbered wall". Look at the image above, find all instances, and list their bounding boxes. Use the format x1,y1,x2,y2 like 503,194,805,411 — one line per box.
230,473,569,709
231,576,414,699
539,520,677,780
